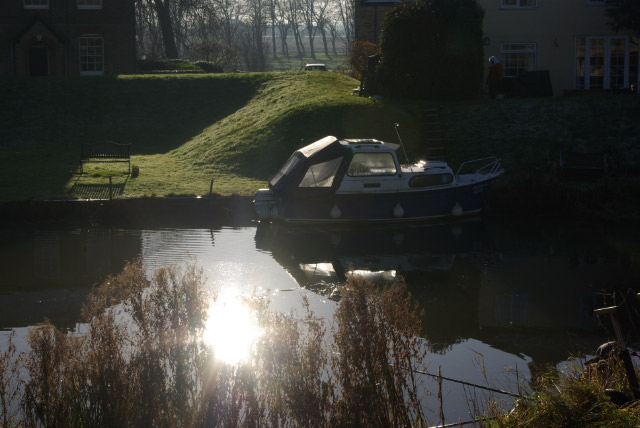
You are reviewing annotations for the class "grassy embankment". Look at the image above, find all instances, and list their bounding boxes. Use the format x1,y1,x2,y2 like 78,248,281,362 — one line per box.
0,72,421,201
1,72,639,210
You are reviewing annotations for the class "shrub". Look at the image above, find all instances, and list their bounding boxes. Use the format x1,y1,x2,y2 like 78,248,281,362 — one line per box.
348,41,381,92
194,61,223,73
376,0,485,100
131,165,139,178
487,358,640,427
137,59,204,74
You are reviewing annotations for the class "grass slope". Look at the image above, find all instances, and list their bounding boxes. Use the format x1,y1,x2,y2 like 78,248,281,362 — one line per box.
0,72,419,200
1,72,639,203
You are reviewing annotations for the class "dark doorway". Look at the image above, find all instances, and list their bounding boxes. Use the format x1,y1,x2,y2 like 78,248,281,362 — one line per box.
29,46,49,76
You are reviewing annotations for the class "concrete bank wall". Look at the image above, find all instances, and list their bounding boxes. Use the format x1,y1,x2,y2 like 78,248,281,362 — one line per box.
0,196,256,228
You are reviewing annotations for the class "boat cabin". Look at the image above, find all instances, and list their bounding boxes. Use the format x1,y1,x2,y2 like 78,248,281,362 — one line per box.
268,136,457,196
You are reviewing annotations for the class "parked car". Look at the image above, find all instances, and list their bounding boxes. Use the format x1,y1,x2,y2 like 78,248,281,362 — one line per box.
304,63,327,71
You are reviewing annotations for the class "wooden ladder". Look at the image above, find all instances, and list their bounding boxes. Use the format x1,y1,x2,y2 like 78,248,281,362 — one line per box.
421,107,447,161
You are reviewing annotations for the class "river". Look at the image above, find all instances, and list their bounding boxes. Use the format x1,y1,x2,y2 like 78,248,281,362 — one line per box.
1,219,638,424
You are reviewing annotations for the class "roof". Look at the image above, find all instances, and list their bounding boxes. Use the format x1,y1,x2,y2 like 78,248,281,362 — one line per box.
298,136,339,158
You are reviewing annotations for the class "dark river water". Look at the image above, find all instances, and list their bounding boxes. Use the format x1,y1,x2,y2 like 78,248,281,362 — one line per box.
1,219,639,424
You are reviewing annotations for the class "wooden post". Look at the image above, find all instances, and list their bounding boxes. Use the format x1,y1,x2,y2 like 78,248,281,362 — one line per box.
438,366,445,427
109,176,113,200
209,179,213,196
594,305,640,399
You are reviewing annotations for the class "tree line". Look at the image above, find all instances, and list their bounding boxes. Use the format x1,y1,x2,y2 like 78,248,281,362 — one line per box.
136,0,355,71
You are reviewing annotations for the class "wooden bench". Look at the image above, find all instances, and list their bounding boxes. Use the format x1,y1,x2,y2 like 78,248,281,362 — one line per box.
81,141,131,174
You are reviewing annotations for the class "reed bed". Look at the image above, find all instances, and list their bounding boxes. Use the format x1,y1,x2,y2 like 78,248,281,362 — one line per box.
0,260,427,427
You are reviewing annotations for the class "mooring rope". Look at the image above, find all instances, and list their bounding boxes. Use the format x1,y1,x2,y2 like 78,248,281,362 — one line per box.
409,368,523,398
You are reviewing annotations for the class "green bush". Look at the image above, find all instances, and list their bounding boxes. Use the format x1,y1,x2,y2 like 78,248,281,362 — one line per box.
376,0,485,100
194,61,223,73
137,59,204,74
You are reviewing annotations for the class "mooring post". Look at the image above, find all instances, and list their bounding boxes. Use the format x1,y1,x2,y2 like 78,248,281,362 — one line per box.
109,175,113,200
594,305,640,399
438,366,445,427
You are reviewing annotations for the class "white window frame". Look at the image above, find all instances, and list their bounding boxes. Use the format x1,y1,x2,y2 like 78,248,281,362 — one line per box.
501,0,537,9
77,0,102,9
79,36,104,76
575,36,640,90
500,43,536,77
23,0,49,10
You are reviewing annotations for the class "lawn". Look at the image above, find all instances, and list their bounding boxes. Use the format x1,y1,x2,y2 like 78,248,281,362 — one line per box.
266,53,350,72
0,72,420,200
1,72,639,202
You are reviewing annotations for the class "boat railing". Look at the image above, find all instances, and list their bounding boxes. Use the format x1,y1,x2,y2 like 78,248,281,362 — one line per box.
456,157,502,178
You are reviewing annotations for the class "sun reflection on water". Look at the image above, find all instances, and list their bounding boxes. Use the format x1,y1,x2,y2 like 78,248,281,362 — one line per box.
203,288,262,365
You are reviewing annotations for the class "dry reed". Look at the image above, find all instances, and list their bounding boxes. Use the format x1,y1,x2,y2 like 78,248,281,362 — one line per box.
0,259,428,427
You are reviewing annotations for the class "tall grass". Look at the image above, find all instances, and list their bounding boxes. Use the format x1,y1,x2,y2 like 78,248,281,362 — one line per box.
487,357,640,428
0,260,427,427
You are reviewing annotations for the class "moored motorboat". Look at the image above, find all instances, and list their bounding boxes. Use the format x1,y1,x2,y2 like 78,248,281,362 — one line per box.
254,136,502,223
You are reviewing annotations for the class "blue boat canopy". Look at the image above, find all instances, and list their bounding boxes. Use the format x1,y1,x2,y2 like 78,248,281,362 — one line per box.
269,136,350,193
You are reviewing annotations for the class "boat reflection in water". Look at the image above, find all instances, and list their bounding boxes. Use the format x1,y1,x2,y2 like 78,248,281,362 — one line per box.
256,219,483,290
256,220,640,366
255,219,496,345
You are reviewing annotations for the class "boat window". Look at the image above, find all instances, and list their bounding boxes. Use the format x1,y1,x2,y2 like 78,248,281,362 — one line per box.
299,157,343,187
347,153,397,177
270,154,302,187
409,174,454,188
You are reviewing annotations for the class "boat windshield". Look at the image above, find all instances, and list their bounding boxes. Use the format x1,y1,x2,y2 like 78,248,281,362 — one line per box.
299,157,343,188
347,153,397,177
270,154,302,187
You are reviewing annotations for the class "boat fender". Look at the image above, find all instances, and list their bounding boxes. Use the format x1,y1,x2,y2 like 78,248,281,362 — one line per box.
393,203,404,218
451,202,463,217
330,203,341,219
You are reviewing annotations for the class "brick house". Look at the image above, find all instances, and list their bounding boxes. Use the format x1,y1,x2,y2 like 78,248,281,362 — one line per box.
355,0,639,95
0,0,136,76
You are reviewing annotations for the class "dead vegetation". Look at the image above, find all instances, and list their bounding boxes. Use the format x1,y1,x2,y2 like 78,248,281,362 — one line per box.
0,260,427,427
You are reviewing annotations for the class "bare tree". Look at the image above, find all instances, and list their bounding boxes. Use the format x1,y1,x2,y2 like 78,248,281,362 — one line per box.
336,0,354,53
283,0,305,58
151,0,180,58
136,0,164,58
274,0,290,58
267,0,278,58
241,0,267,70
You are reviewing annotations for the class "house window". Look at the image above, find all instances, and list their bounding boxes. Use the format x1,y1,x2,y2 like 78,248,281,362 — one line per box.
575,37,586,89
575,36,640,90
23,0,48,9
630,37,639,90
501,43,536,77
589,38,605,89
610,38,625,89
501,0,537,8
78,0,102,9
79,36,104,75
